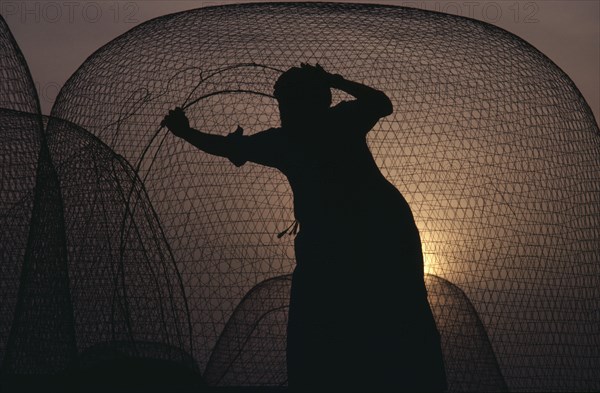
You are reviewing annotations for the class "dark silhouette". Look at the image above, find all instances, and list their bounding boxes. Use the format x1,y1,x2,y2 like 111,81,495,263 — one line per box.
163,63,447,392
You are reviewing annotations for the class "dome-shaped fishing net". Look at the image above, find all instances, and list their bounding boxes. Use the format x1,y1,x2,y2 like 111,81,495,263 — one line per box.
0,15,44,359
1,16,197,390
1,2,599,392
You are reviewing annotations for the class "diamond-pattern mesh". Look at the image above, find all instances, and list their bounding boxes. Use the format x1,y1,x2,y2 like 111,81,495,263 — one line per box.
0,14,196,384
1,3,599,391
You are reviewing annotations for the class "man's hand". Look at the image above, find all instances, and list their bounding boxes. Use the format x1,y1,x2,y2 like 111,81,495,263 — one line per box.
162,107,190,138
300,63,342,86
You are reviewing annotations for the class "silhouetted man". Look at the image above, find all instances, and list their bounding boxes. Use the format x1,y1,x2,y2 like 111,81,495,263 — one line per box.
163,64,447,392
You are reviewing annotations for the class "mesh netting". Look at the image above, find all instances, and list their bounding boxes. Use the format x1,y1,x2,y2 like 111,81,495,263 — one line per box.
0,108,40,374
1,110,77,376
1,112,200,389
1,14,197,387
45,114,195,369
0,15,52,374
49,3,600,390
0,16,43,358
204,275,292,387
0,17,39,114
1,2,600,391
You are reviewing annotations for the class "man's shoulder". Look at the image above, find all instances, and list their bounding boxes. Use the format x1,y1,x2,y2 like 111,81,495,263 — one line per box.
240,127,288,150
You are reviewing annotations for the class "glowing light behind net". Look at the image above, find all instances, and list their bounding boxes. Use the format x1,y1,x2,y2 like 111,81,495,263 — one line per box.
51,5,600,390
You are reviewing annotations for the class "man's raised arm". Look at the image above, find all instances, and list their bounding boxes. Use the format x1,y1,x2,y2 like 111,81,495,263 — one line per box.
162,107,240,159
301,63,393,119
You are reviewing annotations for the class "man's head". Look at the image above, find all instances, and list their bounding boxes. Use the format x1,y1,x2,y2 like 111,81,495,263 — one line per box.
274,67,332,127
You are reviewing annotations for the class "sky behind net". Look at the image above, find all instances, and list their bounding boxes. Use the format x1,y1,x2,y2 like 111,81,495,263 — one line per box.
1,3,600,391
